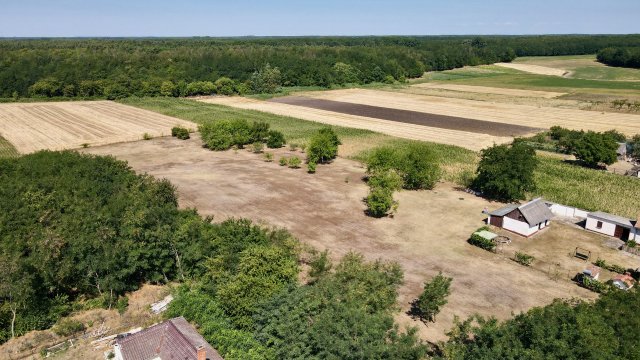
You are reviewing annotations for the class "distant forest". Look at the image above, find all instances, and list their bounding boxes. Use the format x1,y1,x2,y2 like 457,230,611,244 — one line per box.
597,46,640,69
2,35,640,99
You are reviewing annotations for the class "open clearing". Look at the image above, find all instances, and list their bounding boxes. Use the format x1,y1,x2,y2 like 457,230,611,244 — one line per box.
85,135,595,342
198,96,513,151
269,96,540,137
0,101,196,153
514,55,640,81
412,83,566,98
298,88,640,136
495,62,570,77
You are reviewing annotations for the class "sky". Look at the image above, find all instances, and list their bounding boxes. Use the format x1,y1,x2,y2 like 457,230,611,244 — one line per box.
0,0,638,37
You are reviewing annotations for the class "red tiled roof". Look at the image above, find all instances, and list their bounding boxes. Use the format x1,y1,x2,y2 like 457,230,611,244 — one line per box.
116,317,222,360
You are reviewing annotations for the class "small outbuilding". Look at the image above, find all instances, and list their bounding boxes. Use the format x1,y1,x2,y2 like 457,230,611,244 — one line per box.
611,274,635,291
585,211,638,241
488,198,553,237
583,264,602,280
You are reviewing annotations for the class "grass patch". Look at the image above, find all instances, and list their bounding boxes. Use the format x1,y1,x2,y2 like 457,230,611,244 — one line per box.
0,135,19,158
533,156,640,218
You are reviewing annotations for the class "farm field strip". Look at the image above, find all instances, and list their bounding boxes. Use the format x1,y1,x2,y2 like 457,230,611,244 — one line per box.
197,96,513,151
269,96,540,137
494,62,570,77
412,83,567,98
0,101,196,153
301,89,640,136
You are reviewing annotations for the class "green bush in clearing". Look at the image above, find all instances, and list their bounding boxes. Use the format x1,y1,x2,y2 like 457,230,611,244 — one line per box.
279,157,288,166
468,233,496,252
307,161,317,173
264,152,274,162
367,143,441,190
171,126,190,140
366,187,395,218
514,252,535,266
307,128,341,164
288,156,301,168
53,318,85,337
199,119,251,150
266,130,286,148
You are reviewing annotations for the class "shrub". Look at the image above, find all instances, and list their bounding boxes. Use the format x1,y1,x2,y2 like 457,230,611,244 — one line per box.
367,170,403,191
264,152,274,162
307,161,317,173
367,144,440,190
468,232,496,252
410,273,452,323
288,156,301,168
199,119,251,150
251,142,264,154
52,318,85,337
366,187,395,218
628,240,637,248
266,130,286,148
514,252,535,266
300,144,307,153
171,126,190,140
250,121,270,143
143,133,153,140
116,296,129,315
594,259,626,274
307,128,341,164
279,157,288,166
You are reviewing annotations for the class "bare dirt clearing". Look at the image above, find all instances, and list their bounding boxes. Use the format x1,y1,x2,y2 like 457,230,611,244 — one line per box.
495,62,570,77
412,83,566,98
198,96,512,151
85,136,594,342
0,101,196,154
300,89,640,136
268,96,540,137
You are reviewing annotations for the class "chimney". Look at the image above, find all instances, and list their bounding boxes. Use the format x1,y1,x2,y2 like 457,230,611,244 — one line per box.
197,345,206,360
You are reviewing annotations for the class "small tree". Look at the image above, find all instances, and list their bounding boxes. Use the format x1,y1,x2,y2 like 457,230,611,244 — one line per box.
250,121,270,143
411,273,452,323
249,63,282,94
472,140,537,201
365,187,395,218
266,130,286,148
214,77,237,95
307,128,341,164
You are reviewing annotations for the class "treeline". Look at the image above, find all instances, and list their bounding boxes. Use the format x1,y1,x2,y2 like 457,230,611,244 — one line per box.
2,35,640,98
597,47,640,68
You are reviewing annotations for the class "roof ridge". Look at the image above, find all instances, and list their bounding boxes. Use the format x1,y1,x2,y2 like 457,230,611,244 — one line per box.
167,318,200,354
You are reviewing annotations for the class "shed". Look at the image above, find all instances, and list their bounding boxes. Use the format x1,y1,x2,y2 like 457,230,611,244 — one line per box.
583,264,602,280
611,274,635,291
488,198,553,237
586,211,637,241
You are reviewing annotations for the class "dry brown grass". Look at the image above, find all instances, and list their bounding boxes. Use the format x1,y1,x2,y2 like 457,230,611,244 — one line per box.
412,83,566,98
495,62,570,77
0,101,196,154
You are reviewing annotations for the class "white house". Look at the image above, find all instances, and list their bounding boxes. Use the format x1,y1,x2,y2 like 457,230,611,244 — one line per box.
488,198,553,237
586,211,639,241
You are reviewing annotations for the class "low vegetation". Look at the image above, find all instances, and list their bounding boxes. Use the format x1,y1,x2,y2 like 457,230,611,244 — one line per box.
306,127,341,164
171,126,190,140
594,259,627,275
0,135,19,158
468,228,497,252
410,273,452,323
513,252,535,266
199,119,285,151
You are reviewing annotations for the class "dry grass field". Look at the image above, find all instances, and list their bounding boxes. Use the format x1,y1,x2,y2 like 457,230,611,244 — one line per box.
300,88,640,136
198,96,513,151
412,83,567,98
0,101,196,154
495,62,571,77
85,135,595,342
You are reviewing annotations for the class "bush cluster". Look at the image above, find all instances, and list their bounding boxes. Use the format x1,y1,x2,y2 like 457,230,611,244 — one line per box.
199,120,285,151
513,251,535,266
306,128,341,164
171,126,190,140
594,259,627,274
468,232,497,252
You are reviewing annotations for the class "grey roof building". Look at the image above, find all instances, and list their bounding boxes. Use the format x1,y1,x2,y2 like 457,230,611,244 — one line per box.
488,198,553,237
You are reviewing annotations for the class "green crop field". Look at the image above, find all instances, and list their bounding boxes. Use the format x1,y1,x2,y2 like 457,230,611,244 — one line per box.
0,135,18,158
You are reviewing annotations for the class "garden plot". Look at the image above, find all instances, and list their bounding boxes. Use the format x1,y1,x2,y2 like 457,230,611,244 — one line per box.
0,101,196,153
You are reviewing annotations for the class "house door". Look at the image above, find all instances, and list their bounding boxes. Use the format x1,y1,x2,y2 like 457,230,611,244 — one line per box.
614,225,630,240
490,216,503,227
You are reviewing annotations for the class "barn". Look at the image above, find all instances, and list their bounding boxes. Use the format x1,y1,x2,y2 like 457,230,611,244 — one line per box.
586,211,639,241
488,198,553,237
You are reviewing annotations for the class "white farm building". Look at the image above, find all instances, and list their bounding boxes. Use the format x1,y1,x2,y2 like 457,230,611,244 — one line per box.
586,212,639,241
488,198,553,237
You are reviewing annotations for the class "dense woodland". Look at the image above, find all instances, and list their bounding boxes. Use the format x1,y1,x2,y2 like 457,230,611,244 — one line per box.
3,35,640,98
597,46,640,68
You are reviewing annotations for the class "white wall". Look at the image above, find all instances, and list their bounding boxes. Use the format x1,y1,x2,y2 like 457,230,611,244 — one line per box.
503,217,539,236
586,217,617,237
549,203,588,218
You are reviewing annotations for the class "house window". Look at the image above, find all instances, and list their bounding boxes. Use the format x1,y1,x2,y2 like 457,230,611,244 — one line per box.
596,221,603,229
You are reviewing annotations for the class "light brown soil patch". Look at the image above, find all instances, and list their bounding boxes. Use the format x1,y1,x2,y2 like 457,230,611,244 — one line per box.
85,136,595,342
495,62,570,77
300,89,640,137
0,101,196,154
197,96,513,151
413,83,566,98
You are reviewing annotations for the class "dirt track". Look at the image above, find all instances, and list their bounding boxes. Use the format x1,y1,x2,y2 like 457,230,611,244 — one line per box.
85,136,595,342
0,101,196,153
269,96,540,137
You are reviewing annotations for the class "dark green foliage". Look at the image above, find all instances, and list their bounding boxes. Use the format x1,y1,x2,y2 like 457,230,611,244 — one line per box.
288,156,301,169
410,273,452,323
52,318,85,337
513,252,535,266
307,128,341,164
308,250,332,282
630,134,640,161
250,121,270,143
472,140,537,201
603,129,627,143
0,151,226,341
254,253,427,359
573,131,618,167
367,144,441,190
199,119,252,150
265,130,285,149
307,161,317,173
214,77,238,96
365,187,396,218
594,259,627,274
171,126,190,140
249,64,282,94
468,233,496,252
597,47,640,68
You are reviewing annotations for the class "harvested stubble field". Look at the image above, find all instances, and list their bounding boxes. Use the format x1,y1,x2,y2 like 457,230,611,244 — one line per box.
494,62,571,77
0,101,196,153
197,96,514,151
412,83,566,99
300,88,640,136
85,135,594,342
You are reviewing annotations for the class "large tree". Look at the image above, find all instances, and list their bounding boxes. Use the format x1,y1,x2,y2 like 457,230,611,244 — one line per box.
573,131,618,167
472,140,537,201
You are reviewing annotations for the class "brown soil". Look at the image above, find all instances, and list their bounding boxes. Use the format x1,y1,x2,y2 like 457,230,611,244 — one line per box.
84,136,596,342
268,96,540,137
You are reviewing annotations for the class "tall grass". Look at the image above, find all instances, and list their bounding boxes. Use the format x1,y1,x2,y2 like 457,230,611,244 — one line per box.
0,135,19,158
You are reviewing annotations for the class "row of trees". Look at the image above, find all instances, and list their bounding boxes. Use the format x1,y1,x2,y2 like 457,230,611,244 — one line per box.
4,35,640,98
597,47,640,68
